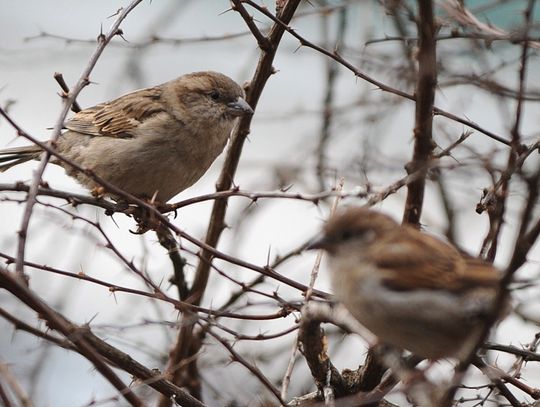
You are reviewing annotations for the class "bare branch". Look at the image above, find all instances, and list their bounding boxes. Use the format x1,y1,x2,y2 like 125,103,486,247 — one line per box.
12,0,145,282
402,0,437,226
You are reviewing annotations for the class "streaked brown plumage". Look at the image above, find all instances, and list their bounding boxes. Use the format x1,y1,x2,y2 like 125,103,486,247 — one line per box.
309,207,506,360
0,71,253,202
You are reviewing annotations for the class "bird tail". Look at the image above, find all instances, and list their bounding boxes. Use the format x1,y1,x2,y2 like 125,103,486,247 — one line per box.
0,145,42,172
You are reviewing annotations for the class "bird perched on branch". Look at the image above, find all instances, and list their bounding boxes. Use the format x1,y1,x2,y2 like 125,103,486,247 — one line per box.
0,71,253,202
308,207,507,360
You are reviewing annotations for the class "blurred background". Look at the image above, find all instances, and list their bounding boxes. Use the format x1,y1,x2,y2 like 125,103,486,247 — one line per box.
1,1,539,406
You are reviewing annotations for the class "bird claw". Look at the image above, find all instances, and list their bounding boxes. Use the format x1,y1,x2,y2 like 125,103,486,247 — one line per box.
91,186,106,198
127,198,172,234
129,224,150,235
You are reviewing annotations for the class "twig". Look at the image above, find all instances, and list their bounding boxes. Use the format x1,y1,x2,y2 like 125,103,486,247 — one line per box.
402,0,437,226
13,0,144,283
316,8,347,191
207,329,286,405
241,0,514,147
477,142,540,258
440,0,540,48
155,226,189,300
0,382,12,407
53,72,82,113
230,0,271,51
0,267,206,407
472,357,525,406
0,360,34,407
484,341,540,362
281,178,344,401
0,267,145,406
25,30,255,48
0,136,333,297
443,2,538,404
0,182,366,214
158,2,303,405
0,250,297,321
298,302,379,398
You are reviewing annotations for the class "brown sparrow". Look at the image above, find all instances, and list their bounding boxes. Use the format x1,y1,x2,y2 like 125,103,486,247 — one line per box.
0,71,253,202
308,207,506,360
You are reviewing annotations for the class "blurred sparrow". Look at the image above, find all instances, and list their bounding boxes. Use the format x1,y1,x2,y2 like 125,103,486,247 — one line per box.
308,207,506,360
0,71,253,202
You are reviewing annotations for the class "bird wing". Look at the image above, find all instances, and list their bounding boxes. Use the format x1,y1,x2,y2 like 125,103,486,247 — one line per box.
459,255,502,287
372,228,500,292
64,86,166,138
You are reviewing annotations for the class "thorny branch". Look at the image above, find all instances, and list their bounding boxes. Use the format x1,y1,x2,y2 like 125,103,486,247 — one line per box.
0,267,207,406
158,1,304,405
443,1,539,405
13,0,145,283
0,267,145,407
239,0,519,147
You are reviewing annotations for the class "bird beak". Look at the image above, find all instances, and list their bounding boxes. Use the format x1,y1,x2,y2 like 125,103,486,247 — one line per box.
227,97,254,116
306,234,330,250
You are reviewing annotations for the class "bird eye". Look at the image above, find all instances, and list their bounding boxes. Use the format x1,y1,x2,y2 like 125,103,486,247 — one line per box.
341,230,354,241
339,228,373,243
210,90,220,101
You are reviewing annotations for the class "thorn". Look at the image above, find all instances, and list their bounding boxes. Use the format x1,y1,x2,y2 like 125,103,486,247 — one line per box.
97,24,106,43
280,184,293,192
116,28,127,42
266,245,271,266
87,313,99,324
220,6,235,14
107,8,123,19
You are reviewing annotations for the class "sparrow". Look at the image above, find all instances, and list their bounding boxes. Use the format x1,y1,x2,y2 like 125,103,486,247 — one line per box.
308,207,506,360
0,71,253,202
